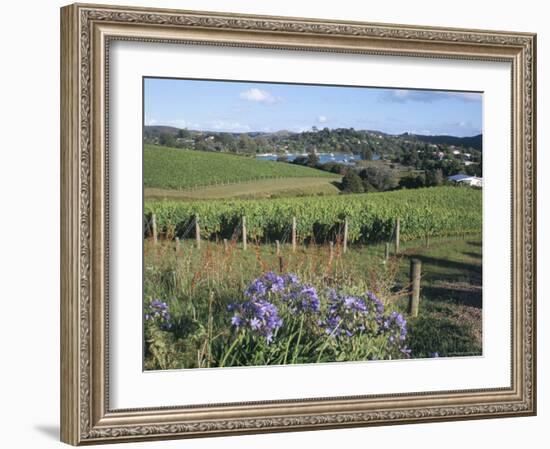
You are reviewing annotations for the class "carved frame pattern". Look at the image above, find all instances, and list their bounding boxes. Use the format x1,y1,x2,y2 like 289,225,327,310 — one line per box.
60,3,536,445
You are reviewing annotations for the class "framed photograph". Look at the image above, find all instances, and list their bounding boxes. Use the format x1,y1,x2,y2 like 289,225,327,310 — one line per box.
60,3,537,445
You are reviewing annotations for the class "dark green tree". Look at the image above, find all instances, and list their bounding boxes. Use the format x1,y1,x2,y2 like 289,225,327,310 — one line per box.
425,168,444,186
399,174,426,189
341,171,365,193
177,128,190,139
159,132,176,147
358,167,397,191
306,151,320,167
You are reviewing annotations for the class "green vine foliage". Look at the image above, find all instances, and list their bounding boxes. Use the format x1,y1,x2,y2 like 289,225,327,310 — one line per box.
145,186,481,243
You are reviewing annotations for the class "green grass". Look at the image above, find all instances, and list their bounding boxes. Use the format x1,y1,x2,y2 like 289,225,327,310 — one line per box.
392,237,482,357
145,176,342,200
144,144,339,190
143,234,482,369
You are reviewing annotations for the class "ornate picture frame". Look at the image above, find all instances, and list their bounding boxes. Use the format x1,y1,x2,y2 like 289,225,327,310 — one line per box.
60,3,536,445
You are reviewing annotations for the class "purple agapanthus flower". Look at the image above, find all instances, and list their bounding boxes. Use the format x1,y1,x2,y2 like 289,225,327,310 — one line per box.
145,298,172,330
320,290,371,338
245,272,286,298
228,297,283,343
366,291,385,319
284,273,299,286
381,311,409,356
284,283,320,313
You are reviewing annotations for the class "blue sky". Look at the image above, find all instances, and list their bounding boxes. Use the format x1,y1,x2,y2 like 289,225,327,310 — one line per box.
144,78,482,137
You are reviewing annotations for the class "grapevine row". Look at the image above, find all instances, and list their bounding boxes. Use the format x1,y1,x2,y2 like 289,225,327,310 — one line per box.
144,187,481,243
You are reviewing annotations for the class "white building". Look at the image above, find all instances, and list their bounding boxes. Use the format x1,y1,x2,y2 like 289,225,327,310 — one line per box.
448,173,483,188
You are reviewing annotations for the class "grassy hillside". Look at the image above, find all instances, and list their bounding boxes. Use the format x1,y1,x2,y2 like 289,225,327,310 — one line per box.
144,144,338,190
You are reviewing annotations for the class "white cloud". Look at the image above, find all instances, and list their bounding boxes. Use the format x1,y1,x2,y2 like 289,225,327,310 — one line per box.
151,119,201,129
317,115,328,123
381,90,482,104
239,88,278,104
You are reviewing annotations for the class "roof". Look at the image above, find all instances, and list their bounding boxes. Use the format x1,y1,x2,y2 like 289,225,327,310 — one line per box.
448,174,472,182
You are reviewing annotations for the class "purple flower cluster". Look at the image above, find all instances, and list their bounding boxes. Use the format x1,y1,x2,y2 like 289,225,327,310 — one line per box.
245,271,286,298
366,291,385,317
231,272,319,342
320,290,370,337
229,272,410,357
145,299,172,330
382,311,410,357
228,298,283,343
283,283,320,313
319,290,410,355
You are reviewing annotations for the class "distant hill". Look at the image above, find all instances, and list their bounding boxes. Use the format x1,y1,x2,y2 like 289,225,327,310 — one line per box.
145,126,481,146
143,126,295,138
144,126,482,155
401,133,482,151
143,125,182,137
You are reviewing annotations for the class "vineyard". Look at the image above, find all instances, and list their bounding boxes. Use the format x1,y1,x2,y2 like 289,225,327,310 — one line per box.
144,144,338,190
145,186,482,244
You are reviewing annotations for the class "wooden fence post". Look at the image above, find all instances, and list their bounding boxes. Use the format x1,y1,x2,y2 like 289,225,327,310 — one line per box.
195,214,201,249
343,218,348,254
242,216,247,250
279,255,284,273
275,240,280,256
175,237,180,252
408,258,421,317
329,241,334,261
384,242,390,262
395,217,400,254
425,233,430,248
292,217,297,253
223,238,228,253
151,214,157,244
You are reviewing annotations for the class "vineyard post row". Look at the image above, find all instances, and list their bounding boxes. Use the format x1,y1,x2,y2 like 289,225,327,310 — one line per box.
147,213,403,257
146,214,423,317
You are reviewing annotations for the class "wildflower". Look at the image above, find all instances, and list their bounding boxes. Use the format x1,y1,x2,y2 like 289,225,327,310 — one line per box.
245,272,285,298
284,284,320,313
144,298,172,330
381,311,408,354
228,298,283,343
366,291,385,318
320,290,370,338
284,273,299,286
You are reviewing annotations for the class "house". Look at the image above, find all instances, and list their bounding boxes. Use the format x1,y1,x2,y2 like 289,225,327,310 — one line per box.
448,173,483,188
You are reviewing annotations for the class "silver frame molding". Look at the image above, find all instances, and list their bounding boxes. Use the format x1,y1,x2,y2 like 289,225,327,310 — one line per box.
60,3,536,445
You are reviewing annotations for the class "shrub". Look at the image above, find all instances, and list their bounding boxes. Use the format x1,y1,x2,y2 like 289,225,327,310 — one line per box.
341,171,364,193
